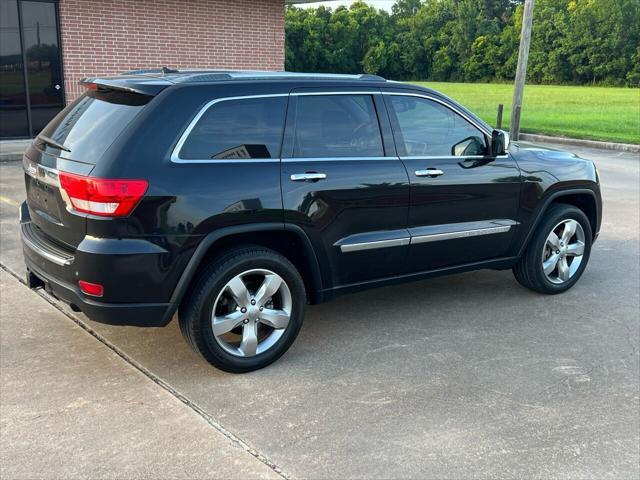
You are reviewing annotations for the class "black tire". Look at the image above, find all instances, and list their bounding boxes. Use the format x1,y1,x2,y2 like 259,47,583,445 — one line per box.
179,246,306,373
513,203,593,294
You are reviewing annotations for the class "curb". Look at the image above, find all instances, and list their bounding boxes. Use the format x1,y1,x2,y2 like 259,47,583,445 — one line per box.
0,153,24,162
0,139,30,163
519,133,640,154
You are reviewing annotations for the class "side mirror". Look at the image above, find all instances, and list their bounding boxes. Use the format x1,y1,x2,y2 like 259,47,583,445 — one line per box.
491,129,510,157
452,136,486,157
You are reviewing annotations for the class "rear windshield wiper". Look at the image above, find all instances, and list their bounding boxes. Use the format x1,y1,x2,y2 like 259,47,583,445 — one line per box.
38,134,71,152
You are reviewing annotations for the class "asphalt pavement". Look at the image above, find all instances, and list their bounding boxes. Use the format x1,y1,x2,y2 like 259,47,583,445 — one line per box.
0,143,638,479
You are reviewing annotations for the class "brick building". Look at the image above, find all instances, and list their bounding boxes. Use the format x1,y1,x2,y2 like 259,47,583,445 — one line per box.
0,0,296,139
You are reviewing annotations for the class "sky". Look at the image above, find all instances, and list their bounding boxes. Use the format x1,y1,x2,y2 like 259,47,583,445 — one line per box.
293,1,397,12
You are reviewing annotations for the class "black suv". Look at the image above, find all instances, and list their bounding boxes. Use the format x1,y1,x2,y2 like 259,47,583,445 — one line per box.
20,70,602,372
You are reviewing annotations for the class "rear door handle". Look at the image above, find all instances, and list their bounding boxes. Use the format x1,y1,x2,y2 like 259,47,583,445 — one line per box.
415,169,444,178
290,173,327,182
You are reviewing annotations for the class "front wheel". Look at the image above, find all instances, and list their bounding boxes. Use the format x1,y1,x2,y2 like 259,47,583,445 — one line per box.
513,203,593,294
179,246,306,372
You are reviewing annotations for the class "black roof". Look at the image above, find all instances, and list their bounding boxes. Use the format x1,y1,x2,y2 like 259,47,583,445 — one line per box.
119,68,387,83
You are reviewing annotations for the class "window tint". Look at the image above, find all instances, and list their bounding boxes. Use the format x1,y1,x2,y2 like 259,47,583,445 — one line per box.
179,96,286,160
388,96,486,157
293,95,384,158
39,90,150,163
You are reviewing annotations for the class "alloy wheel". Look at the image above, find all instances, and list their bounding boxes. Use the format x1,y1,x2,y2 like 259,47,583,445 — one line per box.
211,269,292,357
541,219,586,284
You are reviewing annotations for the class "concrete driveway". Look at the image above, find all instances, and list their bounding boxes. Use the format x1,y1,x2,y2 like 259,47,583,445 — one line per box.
1,143,638,479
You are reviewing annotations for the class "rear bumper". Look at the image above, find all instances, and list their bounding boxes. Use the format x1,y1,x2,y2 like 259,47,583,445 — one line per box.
24,258,173,327
20,201,174,327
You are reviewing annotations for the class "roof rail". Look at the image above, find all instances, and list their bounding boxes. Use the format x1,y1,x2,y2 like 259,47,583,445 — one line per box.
181,73,234,82
358,74,386,81
122,67,179,76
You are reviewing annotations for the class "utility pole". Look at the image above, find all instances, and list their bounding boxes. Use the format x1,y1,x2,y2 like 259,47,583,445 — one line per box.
510,0,535,140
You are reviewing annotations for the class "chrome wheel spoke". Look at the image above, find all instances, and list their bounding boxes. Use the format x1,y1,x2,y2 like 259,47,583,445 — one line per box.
566,241,585,257
561,220,577,244
239,322,258,356
212,310,244,336
543,253,560,275
254,274,282,305
557,257,570,282
546,231,561,250
226,276,251,307
259,308,290,329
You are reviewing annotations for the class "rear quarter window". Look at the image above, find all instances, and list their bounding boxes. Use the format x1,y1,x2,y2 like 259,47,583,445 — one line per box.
177,96,287,160
38,90,150,163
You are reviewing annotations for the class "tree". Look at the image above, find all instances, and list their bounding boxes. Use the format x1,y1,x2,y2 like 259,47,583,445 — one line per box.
284,0,639,86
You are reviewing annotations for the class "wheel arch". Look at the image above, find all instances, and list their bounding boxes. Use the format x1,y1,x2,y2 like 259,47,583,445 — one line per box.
517,188,600,257
163,223,324,324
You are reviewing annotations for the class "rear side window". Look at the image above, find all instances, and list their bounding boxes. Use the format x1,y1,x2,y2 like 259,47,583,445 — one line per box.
39,90,150,163
293,95,384,158
178,97,287,160
388,96,486,157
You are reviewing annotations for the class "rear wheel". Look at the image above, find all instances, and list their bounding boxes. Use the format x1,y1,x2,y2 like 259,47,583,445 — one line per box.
513,203,592,294
179,246,305,372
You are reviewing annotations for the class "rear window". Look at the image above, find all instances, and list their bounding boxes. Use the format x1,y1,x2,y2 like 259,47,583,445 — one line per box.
38,90,150,163
178,96,287,160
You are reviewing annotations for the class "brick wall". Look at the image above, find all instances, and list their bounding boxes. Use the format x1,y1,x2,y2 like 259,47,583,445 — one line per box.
58,0,285,102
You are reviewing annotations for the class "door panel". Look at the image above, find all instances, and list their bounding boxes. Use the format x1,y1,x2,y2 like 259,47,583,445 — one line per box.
384,92,521,272
281,93,410,287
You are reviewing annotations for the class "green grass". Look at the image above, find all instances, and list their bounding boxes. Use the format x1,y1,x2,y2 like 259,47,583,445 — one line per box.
414,82,640,144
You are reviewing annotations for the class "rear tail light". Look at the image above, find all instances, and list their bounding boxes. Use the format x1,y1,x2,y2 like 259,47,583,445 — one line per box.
79,280,104,297
58,172,148,217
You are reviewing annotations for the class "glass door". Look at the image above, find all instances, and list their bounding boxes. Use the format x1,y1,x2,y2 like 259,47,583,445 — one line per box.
21,0,64,136
0,0,64,139
0,0,29,138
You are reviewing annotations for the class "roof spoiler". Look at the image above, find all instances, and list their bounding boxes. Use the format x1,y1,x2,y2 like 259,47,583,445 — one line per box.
79,77,170,96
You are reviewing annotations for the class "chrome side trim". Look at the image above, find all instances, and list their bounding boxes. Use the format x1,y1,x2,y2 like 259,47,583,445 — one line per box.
410,220,518,245
340,237,410,253
170,93,289,164
336,219,518,253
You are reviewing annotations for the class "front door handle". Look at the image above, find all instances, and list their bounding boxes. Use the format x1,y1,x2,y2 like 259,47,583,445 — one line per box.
415,169,444,178
290,173,327,182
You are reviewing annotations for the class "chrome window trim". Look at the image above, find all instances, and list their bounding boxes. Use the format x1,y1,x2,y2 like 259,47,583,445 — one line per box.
400,154,509,160
170,90,499,164
170,93,289,164
291,91,380,96
383,91,492,136
282,156,394,163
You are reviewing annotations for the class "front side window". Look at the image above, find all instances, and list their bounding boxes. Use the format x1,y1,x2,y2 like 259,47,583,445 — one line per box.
293,95,384,158
179,96,286,160
388,96,487,157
